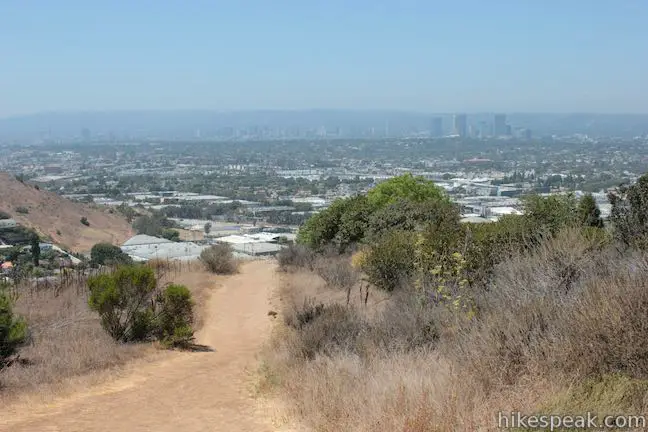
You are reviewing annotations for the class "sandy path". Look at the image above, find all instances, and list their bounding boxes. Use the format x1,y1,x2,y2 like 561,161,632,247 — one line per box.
1,260,282,432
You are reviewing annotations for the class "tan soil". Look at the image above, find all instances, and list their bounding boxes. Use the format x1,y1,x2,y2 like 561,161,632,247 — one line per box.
1,260,294,432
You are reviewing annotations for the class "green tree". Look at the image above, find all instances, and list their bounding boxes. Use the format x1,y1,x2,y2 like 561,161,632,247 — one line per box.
578,193,604,228
366,198,459,242
30,234,40,267
90,242,132,266
297,195,372,251
161,229,180,242
204,222,212,235
367,173,449,208
0,286,28,368
521,193,579,236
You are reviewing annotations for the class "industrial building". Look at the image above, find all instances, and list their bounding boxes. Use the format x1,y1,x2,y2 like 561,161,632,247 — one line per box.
121,234,209,262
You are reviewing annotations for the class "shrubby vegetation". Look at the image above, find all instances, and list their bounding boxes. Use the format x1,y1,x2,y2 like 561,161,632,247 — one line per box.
0,285,28,368
87,265,194,347
199,243,238,274
263,172,648,431
90,242,133,267
132,211,180,241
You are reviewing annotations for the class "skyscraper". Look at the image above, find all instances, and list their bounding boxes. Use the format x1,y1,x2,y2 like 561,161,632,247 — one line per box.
494,114,507,136
430,117,443,137
453,114,467,137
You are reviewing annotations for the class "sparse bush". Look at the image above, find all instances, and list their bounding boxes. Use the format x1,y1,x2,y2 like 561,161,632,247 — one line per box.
0,210,11,219
286,301,367,360
80,216,90,226
15,206,29,215
277,243,315,271
200,243,238,274
313,255,359,289
0,287,28,368
609,174,648,249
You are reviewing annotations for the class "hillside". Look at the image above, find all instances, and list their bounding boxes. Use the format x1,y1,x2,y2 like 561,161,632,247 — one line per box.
0,172,132,252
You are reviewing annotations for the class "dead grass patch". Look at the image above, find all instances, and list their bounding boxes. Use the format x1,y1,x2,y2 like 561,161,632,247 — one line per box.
0,259,217,404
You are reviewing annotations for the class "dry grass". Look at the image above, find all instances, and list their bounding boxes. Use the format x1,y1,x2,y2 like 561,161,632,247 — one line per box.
0,281,147,401
262,229,648,431
0,172,133,253
200,244,239,275
0,259,217,404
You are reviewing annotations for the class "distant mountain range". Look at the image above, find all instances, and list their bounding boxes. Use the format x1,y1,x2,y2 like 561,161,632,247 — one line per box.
1,110,648,140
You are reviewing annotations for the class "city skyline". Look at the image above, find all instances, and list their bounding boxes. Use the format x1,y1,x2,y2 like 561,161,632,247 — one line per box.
2,1,648,117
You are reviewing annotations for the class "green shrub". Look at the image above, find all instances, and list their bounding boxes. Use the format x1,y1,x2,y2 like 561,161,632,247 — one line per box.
87,266,195,347
80,216,90,226
362,230,417,292
156,284,194,348
0,287,28,368
200,244,238,274
87,266,158,342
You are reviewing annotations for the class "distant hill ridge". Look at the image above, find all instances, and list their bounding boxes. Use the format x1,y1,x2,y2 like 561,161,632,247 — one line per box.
0,172,132,253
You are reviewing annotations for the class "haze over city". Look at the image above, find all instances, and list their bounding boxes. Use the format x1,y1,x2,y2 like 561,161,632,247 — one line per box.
5,2,648,432
2,0,648,117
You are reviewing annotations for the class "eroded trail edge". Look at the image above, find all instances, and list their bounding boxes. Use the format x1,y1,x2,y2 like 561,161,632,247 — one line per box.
1,260,281,432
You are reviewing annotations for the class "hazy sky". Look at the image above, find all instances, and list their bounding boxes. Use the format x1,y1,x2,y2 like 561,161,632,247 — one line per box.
1,0,647,117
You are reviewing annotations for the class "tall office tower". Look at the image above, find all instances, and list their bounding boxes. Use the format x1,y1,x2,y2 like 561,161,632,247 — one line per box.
430,117,443,137
524,128,532,140
478,121,490,138
81,128,91,141
494,114,507,136
453,114,467,137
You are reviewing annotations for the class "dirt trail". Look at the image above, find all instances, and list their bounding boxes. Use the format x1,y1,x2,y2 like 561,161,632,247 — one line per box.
1,260,286,432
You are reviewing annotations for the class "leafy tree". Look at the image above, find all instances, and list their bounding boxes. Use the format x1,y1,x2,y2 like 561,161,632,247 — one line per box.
366,199,459,242
90,242,132,266
578,193,604,228
367,173,449,208
204,222,212,235
161,229,180,242
298,196,371,251
30,233,40,267
0,286,28,368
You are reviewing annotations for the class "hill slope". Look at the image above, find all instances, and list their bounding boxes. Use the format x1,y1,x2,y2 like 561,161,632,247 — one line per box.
0,172,132,252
